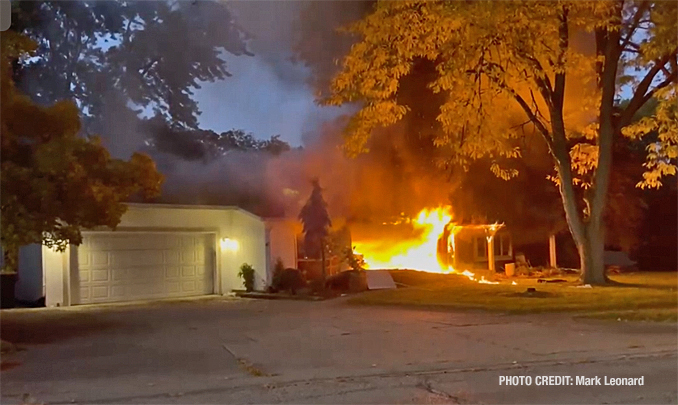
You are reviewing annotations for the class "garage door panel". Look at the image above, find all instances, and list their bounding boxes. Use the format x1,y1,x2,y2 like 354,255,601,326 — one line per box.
91,252,110,266
111,285,127,300
91,286,110,300
91,269,110,282
181,280,196,292
80,287,90,301
79,252,90,266
180,250,197,263
164,251,180,265
111,269,127,281
181,266,196,277
166,266,180,278
167,281,180,293
113,250,164,267
78,233,214,304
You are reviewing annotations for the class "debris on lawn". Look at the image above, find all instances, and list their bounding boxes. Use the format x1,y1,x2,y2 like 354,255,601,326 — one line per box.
575,284,593,289
511,288,557,298
237,358,267,377
537,278,568,283
365,270,396,290
234,291,326,301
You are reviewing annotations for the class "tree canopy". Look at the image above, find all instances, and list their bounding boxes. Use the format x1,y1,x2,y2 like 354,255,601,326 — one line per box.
326,0,677,284
1,31,164,273
11,0,252,137
141,117,291,162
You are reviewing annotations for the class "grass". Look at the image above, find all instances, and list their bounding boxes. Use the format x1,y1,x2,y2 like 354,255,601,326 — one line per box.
350,270,678,322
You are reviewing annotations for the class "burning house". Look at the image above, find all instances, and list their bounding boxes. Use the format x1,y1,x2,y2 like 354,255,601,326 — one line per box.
266,207,515,285
351,208,513,275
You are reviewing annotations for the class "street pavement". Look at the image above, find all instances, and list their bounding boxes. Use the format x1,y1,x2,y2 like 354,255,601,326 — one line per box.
1,296,676,404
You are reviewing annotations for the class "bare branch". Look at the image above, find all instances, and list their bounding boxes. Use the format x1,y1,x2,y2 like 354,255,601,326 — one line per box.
620,1,650,52
484,62,553,150
620,49,678,127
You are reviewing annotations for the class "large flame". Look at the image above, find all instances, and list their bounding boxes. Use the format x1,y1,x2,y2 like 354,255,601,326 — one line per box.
352,206,502,284
352,207,454,273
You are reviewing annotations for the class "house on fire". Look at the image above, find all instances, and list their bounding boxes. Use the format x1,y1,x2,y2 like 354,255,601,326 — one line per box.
438,224,514,272
266,217,517,274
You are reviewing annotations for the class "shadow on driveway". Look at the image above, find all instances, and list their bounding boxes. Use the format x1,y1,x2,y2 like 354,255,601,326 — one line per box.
1,310,125,345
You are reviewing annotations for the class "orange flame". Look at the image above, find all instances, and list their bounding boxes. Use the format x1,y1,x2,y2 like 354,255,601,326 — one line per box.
352,207,453,273
352,207,504,285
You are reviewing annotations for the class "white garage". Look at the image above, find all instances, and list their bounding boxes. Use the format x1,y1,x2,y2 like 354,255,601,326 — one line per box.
38,204,268,307
77,232,215,304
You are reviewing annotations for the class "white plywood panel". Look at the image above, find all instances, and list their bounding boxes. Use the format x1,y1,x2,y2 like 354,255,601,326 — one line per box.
78,233,214,304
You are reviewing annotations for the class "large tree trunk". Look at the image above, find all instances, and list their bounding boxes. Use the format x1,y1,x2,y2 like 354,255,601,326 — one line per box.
578,218,608,285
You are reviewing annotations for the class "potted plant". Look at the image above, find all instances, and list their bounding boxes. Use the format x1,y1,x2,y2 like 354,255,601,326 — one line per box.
238,263,256,292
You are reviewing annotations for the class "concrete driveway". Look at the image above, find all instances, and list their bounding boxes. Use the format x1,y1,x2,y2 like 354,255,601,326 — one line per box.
1,297,676,404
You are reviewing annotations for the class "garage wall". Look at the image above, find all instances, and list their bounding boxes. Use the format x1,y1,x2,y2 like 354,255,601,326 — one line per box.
229,211,268,291
265,219,300,275
44,204,267,307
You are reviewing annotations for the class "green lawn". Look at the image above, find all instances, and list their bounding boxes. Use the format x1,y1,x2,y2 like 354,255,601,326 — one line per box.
350,270,678,322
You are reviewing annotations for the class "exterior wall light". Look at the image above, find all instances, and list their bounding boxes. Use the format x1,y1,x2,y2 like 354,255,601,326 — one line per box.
220,237,239,252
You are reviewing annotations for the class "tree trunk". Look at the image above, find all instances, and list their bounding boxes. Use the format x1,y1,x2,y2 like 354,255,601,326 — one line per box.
578,219,607,285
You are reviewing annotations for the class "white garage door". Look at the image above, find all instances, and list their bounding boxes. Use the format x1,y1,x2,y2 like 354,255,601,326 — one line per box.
77,233,215,304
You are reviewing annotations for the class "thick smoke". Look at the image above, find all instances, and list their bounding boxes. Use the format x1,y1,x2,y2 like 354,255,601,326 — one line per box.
108,1,596,229
152,1,457,222
266,117,456,222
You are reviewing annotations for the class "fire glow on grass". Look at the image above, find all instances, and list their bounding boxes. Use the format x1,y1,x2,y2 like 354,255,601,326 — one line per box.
352,207,501,284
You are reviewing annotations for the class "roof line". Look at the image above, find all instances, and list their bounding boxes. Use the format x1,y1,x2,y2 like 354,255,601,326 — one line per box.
124,203,263,222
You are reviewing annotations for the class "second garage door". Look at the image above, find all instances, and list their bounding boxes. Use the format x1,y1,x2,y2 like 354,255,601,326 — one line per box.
77,232,215,304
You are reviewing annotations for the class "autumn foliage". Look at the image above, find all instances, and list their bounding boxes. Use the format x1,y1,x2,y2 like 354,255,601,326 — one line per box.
327,0,677,284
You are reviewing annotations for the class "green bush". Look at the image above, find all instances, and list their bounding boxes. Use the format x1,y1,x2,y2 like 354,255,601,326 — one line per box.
270,258,282,290
238,263,256,292
270,261,306,294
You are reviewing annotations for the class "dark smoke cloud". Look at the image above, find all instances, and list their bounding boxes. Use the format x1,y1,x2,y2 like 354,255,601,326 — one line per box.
155,0,460,222
265,115,457,222
104,1,501,225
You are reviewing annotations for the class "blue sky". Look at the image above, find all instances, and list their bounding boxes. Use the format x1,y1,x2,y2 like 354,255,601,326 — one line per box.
193,52,345,147
189,1,347,147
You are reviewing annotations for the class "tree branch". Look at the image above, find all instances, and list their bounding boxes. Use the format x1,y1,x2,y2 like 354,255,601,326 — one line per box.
520,52,555,109
619,1,650,52
139,57,161,77
619,49,678,127
484,62,553,150
553,5,569,111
